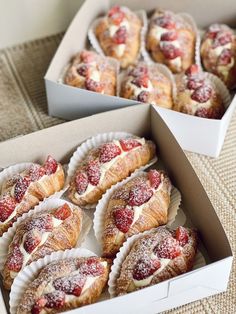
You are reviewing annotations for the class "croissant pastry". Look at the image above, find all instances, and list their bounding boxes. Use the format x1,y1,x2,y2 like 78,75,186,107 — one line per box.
201,24,236,90
101,169,172,257
16,256,110,314
146,9,196,73
0,156,65,236
68,137,156,207
65,50,117,95
120,62,173,109
2,202,82,290
95,5,142,69
115,226,198,295
173,64,225,119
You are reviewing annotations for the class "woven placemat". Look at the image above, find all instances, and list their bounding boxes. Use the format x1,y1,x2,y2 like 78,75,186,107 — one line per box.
0,35,235,314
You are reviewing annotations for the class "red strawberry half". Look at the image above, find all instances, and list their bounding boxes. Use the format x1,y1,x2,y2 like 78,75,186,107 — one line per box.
186,77,204,90
6,244,23,272
133,258,161,280
119,139,142,151
113,26,127,44
32,297,47,314
154,236,181,259
54,203,72,220
75,172,88,195
23,229,42,253
148,169,161,189
99,143,121,163
85,79,104,93
191,85,212,103
113,206,134,233
108,6,125,25
160,43,182,60
131,74,149,88
44,291,66,309
86,160,101,186
14,175,31,202
155,15,176,29
44,155,58,175
175,226,189,246
53,275,86,297
80,257,105,276
26,214,53,232
77,64,90,77
29,164,45,181
161,30,178,41
218,49,233,65
0,195,17,222
128,184,153,206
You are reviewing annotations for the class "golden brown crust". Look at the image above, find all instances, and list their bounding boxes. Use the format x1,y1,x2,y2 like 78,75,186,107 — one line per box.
120,62,173,109
3,204,82,290
68,138,156,207
0,163,65,236
95,6,142,68
116,227,198,295
16,257,111,314
102,171,172,257
200,24,236,90
65,50,117,95
146,9,195,73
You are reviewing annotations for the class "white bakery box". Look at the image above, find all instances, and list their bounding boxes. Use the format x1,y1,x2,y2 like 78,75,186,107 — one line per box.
0,105,233,314
44,0,236,158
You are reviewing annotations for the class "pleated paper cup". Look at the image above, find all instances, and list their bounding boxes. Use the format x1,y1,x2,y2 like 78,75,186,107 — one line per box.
10,247,97,314
88,9,146,66
65,132,157,209
0,198,92,273
141,11,200,69
108,227,206,298
93,170,181,247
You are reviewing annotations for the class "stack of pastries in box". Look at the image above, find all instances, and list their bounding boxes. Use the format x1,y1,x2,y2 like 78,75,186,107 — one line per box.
0,133,200,313
63,5,235,120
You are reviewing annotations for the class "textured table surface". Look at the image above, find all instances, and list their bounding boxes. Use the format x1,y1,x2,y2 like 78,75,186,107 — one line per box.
0,35,235,314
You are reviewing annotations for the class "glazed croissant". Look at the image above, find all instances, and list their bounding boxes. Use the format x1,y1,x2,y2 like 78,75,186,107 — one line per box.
2,202,82,290
101,169,172,257
68,137,156,207
115,226,198,295
95,5,142,68
16,256,110,314
0,156,65,236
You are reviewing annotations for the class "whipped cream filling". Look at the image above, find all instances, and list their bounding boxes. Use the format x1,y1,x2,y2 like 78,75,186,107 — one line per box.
114,44,126,57
129,80,153,99
108,19,130,57
150,25,168,41
213,42,231,57
76,138,145,198
160,39,182,69
89,69,101,82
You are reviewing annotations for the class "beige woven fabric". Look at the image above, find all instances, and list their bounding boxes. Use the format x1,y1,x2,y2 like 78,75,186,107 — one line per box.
0,35,235,313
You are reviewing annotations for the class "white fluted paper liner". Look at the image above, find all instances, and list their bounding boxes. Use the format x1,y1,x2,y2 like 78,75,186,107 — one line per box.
0,198,92,273
173,71,231,111
93,170,181,246
141,11,200,69
108,226,206,297
88,9,146,66
9,247,97,314
66,132,157,209
58,54,120,96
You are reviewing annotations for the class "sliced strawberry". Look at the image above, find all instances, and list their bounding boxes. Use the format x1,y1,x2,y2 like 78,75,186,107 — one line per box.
75,172,88,195
113,26,127,44
186,77,204,90
26,214,53,232
131,74,149,88
213,31,233,48
77,64,90,77
191,85,212,103
155,15,176,29
14,175,31,202
195,107,210,118
0,195,17,222
108,6,125,25
32,297,47,314
137,91,149,103
148,169,161,189
175,226,189,246
119,138,142,151
86,160,101,186
128,184,153,207
160,43,182,60
80,257,105,276
195,106,224,119
133,258,161,280
54,203,72,220
129,66,148,77
23,229,42,253
113,206,134,233
99,143,121,163
161,30,178,41
154,236,181,259
185,64,200,76
44,155,58,175
80,50,95,63
53,275,86,297
28,164,45,181
218,48,233,65
44,291,66,309
85,78,104,93
6,244,23,272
